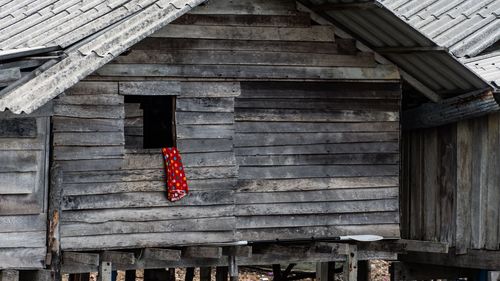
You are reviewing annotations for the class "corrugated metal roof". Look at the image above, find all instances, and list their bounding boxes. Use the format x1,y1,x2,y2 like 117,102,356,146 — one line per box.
465,51,500,87
379,0,500,58
0,0,164,51
308,0,494,99
0,0,203,114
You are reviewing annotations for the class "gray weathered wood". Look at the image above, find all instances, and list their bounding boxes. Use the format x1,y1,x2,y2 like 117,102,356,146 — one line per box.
143,248,181,261
235,121,399,133
98,261,112,281
63,252,100,266
97,64,400,81
101,251,136,265
0,214,46,233
53,117,124,132
0,118,37,138
177,98,234,113
235,109,398,122
0,270,19,281
238,165,398,179
62,191,233,210
237,177,398,192
235,142,398,156
152,25,335,42
183,247,222,259
119,81,180,96
238,153,399,166
61,217,235,236
343,245,357,281
0,248,45,269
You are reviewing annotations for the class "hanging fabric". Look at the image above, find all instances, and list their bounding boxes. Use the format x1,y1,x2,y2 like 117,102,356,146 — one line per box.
162,147,189,202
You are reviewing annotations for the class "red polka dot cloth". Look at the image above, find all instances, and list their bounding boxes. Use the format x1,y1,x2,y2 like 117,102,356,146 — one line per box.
162,147,189,202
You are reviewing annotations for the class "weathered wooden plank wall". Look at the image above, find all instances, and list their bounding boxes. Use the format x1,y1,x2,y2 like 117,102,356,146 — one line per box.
55,82,238,250
52,0,401,250
0,116,50,269
234,82,401,241
402,113,500,252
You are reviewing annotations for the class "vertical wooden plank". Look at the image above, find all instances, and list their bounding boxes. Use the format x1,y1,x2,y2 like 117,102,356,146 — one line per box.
357,261,370,281
0,270,19,281
215,267,228,281
470,117,488,249
98,261,112,281
48,164,63,281
438,123,457,245
228,255,238,281
316,263,328,281
400,132,410,239
144,269,169,281
343,245,358,281
200,268,211,281
185,268,195,281
125,270,136,281
423,127,439,241
456,120,473,254
409,130,423,240
486,113,500,250
69,274,90,281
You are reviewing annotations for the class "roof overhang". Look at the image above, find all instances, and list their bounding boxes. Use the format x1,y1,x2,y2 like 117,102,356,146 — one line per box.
0,0,204,114
300,0,499,128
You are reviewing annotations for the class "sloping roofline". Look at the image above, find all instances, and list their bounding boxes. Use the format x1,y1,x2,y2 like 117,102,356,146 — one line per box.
0,0,204,114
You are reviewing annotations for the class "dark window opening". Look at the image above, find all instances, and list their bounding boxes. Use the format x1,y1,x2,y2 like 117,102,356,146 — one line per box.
124,95,176,149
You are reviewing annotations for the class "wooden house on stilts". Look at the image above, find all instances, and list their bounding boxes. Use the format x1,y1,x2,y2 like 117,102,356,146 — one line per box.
0,0,499,280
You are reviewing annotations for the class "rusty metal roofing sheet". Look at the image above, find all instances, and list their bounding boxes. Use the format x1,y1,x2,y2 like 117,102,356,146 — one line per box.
379,0,500,58
0,0,203,114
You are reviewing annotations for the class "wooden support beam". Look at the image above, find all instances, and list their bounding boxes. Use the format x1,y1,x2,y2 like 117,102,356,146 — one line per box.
101,251,136,265
98,261,112,281
69,273,90,281
48,166,63,281
144,269,170,281
215,267,228,281
168,268,175,281
20,270,52,281
222,246,252,258
316,262,334,281
183,247,222,259
0,270,19,281
63,252,100,266
143,248,181,261
185,268,195,281
200,267,212,281
343,245,358,281
399,248,500,270
0,68,21,85
228,255,238,281
124,270,135,281
400,70,441,103
403,89,498,129
357,261,370,281
397,240,449,253
375,46,448,53
390,262,478,281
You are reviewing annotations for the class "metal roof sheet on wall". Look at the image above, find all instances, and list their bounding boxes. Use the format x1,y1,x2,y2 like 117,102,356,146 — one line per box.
379,0,500,58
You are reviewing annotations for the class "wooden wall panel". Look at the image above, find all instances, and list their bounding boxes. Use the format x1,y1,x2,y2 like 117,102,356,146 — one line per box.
234,82,401,241
402,112,500,252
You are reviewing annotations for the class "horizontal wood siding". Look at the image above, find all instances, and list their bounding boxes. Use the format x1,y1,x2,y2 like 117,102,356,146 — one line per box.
234,82,401,241
402,112,500,252
0,117,49,269
56,0,402,250
56,82,238,250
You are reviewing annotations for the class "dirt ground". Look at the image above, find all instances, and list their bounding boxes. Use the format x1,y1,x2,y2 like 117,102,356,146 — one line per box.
78,260,390,281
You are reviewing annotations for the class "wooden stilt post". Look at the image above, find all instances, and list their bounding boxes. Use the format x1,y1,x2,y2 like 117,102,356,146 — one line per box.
272,265,281,281
316,262,334,281
200,268,211,281
343,245,358,281
0,270,19,281
216,267,228,281
228,255,238,281
144,269,170,281
357,261,370,281
125,270,136,281
185,268,195,281
98,261,112,281
167,269,176,281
